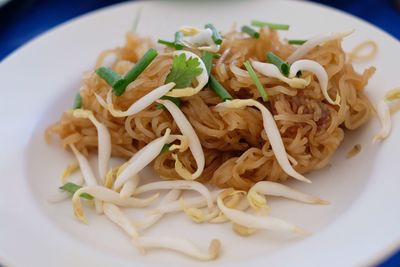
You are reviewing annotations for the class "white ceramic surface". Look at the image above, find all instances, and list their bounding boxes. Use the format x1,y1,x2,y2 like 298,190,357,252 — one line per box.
0,1,399,266
0,0,11,7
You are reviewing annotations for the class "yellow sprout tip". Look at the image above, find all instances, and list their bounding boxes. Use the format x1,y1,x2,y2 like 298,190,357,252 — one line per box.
316,198,330,205
334,94,341,106
232,223,257,236
247,191,267,210
180,198,205,223
209,239,221,260
293,226,310,236
208,213,227,224
179,26,201,36
73,202,88,224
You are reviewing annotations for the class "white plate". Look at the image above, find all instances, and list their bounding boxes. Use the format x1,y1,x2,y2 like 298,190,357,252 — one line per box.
0,0,11,7
1,1,400,266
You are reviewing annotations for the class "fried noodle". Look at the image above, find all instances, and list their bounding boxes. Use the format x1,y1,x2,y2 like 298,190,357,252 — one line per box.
46,29,375,190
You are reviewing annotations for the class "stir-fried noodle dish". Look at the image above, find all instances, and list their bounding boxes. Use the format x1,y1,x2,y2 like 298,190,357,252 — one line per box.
45,21,392,260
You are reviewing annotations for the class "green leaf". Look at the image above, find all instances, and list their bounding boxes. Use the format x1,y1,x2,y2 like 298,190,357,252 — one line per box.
241,25,260,38
158,39,175,47
266,52,290,77
288,39,307,45
174,31,184,50
209,75,233,102
201,51,214,76
96,49,158,96
165,53,203,89
243,61,269,102
73,93,82,109
205,24,223,45
160,143,172,154
59,182,94,200
95,67,123,87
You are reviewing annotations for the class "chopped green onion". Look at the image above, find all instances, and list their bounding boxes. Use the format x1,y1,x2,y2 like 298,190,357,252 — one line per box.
95,67,123,87
241,25,260,38
213,53,222,59
95,49,158,96
160,143,172,154
158,33,186,50
201,51,233,101
209,75,233,102
201,51,214,76
113,48,158,96
156,103,164,110
243,61,268,102
288,39,307,45
156,96,181,109
59,183,93,200
266,51,290,77
174,31,184,50
158,39,175,47
251,20,290,30
73,93,82,109
205,23,223,45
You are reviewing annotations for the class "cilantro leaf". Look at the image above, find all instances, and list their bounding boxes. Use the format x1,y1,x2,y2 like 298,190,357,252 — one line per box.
165,54,203,89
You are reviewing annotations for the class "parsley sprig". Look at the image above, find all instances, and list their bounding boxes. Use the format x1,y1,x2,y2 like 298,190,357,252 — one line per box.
157,53,203,109
165,53,203,88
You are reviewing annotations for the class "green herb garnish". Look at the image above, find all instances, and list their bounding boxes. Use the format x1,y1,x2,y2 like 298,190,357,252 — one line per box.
96,48,158,96
241,25,260,38
266,51,290,77
165,53,203,89
73,93,82,109
174,31,184,50
251,20,290,30
158,53,203,109
114,48,158,96
243,61,268,102
160,143,172,154
158,39,175,47
157,33,185,50
59,183,93,200
205,23,223,45
288,39,307,45
201,51,214,76
213,53,222,59
200,51,233,102
95,67,123,87
209,75,233,102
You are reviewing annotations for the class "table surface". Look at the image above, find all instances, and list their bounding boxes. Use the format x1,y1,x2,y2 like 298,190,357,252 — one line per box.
0,0,399,266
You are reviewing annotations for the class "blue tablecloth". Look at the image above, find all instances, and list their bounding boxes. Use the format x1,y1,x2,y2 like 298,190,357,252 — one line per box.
0,0,399,266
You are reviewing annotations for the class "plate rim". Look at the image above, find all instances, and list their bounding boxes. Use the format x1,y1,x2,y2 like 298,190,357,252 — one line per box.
1,0,399,65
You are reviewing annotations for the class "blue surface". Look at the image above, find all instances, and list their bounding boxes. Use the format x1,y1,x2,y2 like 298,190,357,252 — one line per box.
0,0,399,266
0,0,399,60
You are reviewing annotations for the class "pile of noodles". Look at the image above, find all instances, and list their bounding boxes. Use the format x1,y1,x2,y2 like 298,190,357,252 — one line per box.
46,28,375,190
